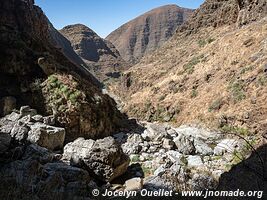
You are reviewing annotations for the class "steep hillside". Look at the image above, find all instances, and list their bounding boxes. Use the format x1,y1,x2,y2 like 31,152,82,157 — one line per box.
48,21,87,68
106,5,193,64
0,0,126,142
111,0,267,134
60,24,128,81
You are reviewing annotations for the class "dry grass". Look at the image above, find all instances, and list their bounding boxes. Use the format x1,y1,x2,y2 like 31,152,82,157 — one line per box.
110,18,267,134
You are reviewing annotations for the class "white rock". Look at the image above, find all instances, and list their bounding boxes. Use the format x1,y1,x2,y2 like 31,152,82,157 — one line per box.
162,138,175,150
187,155,203,168
174,125,220,140
173,134,195,154
154,165,166,176
214,139,239,155
194,139,213,155
166,150,182,163
27,123,65,150
125,178,143,191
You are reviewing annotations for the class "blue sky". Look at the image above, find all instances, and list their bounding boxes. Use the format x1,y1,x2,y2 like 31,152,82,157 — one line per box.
35,0,204,38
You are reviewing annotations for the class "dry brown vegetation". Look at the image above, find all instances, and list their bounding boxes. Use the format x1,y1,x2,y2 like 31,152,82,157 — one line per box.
110,17,267,135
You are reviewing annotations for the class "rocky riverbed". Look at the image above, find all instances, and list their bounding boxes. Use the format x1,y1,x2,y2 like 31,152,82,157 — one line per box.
0,106,258,199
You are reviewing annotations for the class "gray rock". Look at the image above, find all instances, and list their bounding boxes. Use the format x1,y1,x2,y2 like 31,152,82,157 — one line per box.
189,173,218,190
19,115,32,124
63,137,130,182
174,125,220,140
144,175,176,191
142,123,169,141
31,115,44,122
27,123,65,150
194,139,213,155
187,155,203,168
43,115,56,125
0,96,16,116
162,138,175,150
20,106,37,117
10,123,29,142
174,134,195,154
214,139,239,155
125,177,143,191
122,134,143,154
166,150,183,163
0,132,11,154
113,132,127,143
6,112,21,122
0,121,15,134
0,157,91,200
154,165,166,176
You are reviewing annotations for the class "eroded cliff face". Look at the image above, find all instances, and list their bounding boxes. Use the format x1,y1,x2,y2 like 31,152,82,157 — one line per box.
106,5,193,64
0,0,126,142
60,24,128,81
179,0,267,33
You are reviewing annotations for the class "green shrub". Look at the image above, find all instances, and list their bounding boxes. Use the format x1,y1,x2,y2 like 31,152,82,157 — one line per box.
198,39,207,47
191,89,198,98
184,55,204,74
208,98,224,112
220,125,250,136
228,80,246,103
257,75,267,86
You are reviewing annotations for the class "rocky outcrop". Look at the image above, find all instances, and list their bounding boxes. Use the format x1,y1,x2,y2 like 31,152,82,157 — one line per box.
63,137,130,182
0,144,92,200
60,24,128,81
0,107,130,199
0,106,65,150
179,0,267,33
0,0,127,141
106,5,193,64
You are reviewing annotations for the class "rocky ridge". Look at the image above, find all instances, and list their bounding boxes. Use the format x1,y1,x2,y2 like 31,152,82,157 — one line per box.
106,5,193,64
60,24,128,81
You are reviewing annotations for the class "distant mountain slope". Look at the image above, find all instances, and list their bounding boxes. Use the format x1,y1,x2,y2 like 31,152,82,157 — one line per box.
106,5,193,64
48,21,86,67
111,0,267,134
60,24,128,81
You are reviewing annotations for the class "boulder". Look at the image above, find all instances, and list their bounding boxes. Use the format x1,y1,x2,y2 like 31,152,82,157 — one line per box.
0,149,91,200
189,174,218,191
20,106,37,117
174,134,195,155
0,132,11,154
122,134,143,154
174,126,220,140
31,115,44,123
162,138,175,150
10,123,29,143
166,150,183,163
187,155,203,168
6,112,21,122
125,177,143,191
142,123,169,141
43,115,56,126
0,96,16,116
214,139,239,155
194,139,213,155
27,123,65,150
63,137,130,182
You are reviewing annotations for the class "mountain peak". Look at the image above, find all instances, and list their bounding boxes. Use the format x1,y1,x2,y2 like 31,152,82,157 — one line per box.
106,4,193,64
